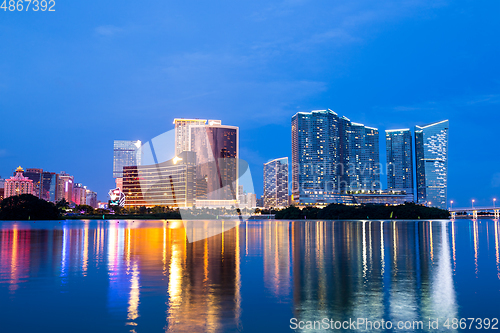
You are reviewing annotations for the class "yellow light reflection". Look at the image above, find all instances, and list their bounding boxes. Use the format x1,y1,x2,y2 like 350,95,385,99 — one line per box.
473,221,479,277
495,221,499,280
380,222,385,276
82,222,89,276
451,221,456,272
126,261,140,325
430,222,434,263
9,226,19,291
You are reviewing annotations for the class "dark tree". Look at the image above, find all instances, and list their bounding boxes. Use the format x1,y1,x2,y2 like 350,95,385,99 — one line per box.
0,194,60,220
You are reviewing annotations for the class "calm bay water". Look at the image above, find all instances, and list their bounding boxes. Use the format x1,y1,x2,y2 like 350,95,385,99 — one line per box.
0,219,499,332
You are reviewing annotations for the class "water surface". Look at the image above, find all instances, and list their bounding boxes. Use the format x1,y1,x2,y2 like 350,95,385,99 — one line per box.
0,219,499,332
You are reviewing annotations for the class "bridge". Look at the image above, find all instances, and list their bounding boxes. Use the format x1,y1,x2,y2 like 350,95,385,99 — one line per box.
449,206,499,220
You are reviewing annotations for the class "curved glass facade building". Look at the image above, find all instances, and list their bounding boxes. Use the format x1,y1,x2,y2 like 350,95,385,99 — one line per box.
263,157,289,208
189,122,239,203
415,120,449,209
123,151,197,207
113,140,142,178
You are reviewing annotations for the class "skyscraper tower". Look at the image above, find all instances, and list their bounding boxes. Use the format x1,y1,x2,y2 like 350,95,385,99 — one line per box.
344,122,380,192
386,129,413,194
291,110,340,205
189,120,239,203
263,157,289,208
363,126,380,190
174,118,207,155
415,120,449,209
291,110,380,205
23,168,58,202
113,140,142,179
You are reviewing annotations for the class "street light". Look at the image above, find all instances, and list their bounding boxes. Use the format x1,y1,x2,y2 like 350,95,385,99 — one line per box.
494,198,497,209
472,199,475,209
450,200,454,210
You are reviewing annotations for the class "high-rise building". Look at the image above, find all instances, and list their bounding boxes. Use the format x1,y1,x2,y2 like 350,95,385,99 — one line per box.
341,122,380,192
123,151,197,207
174,118,207,155
24,168,43,198
73,183,87,206
415,120,449,209
291,110,340,205
113,140,142,179
386,129,413,195
86,190,98,208
189,120,239,205
291,110,380,206
23,168,58,202
56,172,74,203
263,157,289,208
4,167,34,199
41,172,57,202
363,126,380,190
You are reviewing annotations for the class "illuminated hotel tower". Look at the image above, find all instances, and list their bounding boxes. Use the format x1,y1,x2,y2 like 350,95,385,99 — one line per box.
386,129,413,194
174,118,207,155
291,110,340,205
113,140,142,179
56,171,74,203
291,110,380,205
415,120,449,209
4,166,34,198
343,121,380,191
188,120,239,204
263,157,289,208
113,140,142,190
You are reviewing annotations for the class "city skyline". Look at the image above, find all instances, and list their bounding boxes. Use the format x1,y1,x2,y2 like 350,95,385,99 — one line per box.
1,1,499,207
0,113,461,208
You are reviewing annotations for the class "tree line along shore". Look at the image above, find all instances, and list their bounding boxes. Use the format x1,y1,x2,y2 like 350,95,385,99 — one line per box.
0,194,450,221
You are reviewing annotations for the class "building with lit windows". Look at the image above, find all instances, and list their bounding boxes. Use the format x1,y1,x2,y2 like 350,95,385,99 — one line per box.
24,168,58,202
415,120,449,209
86,190,98,208
113,140,142,189
189,120,239,206
263,157,289,208
291,110,380,206
174,118,207,155
56,171,74,203
4,166,34,199
291,110,340,205
341,121,380,192
23,168,44,198
72,183,88,206
123,151,197,207
386,129,413,195
238,185,257,209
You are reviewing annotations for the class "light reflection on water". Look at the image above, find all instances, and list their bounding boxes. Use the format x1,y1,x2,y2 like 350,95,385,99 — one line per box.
0,219,499,332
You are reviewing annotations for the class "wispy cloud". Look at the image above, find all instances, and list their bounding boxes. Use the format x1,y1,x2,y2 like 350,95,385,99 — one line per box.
388,93,500,112
492,173,500,188
250,0,449,53
95,25,123,37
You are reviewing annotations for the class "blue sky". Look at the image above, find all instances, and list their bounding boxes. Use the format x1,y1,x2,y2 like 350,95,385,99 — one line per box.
1,0,499,207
